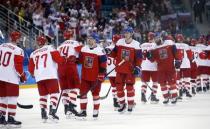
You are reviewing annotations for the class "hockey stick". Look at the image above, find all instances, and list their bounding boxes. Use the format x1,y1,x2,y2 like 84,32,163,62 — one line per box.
77,59,125,99
100,85,111,100
17,37,34,109
17,102,33,109
55,89,63,113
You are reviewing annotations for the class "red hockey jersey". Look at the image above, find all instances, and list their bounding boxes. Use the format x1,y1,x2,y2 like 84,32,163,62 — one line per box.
79,45,107,81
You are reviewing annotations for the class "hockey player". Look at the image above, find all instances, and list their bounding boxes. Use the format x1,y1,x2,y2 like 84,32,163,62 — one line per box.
194,36,208,92
205,41,210,90
140,32,159,104
76,33,107,119
28,35,64,122
105,34,121,110
175,34,193,99
148,36,182,104
0,31,26,128
189,39,198,95
57,30,82,117
110,27,142,112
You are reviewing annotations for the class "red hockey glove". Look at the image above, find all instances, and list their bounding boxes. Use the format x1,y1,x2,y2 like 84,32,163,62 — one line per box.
97,73,105,82
20,72,27,83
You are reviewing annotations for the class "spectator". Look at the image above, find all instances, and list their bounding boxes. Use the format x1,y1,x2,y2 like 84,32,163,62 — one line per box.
193,0,203,23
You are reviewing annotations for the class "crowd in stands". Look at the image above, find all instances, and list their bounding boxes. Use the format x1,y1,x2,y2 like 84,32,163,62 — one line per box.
0,0,210,45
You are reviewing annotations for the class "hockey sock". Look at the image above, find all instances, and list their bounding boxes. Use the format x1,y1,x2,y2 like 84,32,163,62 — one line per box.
62,89,70,105
169,85,178,99
50,93,58,109
40,95,48,109
126,84,135,106
7,97,17,116
161,86,169,99
152,82,158,95
0,97,7,115
141,82,147,95
80,97,87,111
69,89,78,106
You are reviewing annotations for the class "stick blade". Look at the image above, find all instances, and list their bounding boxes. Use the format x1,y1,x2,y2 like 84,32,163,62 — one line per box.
17,103,33,109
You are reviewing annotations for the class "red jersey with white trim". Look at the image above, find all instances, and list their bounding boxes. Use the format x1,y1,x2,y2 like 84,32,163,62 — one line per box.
80,45,107,81
106,43,116,77
175,43,191,68
112,38,141,74
140,42,157,71
0,43,24,84
152,40,176,71
57,39,82,58
29,45,61,82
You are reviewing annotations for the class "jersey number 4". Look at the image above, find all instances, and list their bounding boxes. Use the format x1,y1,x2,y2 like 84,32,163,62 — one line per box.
35,54,48,69
0,51,12,67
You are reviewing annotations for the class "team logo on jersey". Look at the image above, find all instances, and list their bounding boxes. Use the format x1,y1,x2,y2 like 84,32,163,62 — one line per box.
84,56,94,68
158,48,168,59
121,49,130,61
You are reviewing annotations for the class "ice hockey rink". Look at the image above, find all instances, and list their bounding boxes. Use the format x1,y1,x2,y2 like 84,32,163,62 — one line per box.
16,80,210,129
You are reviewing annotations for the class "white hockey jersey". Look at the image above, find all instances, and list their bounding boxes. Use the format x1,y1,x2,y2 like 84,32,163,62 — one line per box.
57,39,81,58
140,42,157,71
175,43,191,68
194,44,207,66
30,45,58,82
0,43,24,84
106,43,116,77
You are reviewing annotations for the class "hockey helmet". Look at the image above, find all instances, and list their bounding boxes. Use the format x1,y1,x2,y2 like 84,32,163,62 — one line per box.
36,35,47,46
88,32,100,43
190,38,197,46
112,34,121,43
147,32,155,41
10,31,21,42
63,29,74,39
123,26,134,34
175,34,184,42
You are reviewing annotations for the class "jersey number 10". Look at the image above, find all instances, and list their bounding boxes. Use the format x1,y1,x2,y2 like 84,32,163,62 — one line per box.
0,51,12,67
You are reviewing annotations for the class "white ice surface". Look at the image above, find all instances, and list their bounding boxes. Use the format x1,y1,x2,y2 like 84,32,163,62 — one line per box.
16,81,210,129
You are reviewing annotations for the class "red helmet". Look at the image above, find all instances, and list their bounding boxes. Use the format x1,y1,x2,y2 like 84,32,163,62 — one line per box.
112,34,121,43
36,35,47,46
165,35,174,41
10,31,21,42
190,39,197,46
63,29,74,39
175,34,184,42
198,36,206,44
147,32,155,41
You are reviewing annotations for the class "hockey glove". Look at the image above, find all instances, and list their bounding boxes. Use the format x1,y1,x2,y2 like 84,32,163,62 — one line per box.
97,73,105,82
133,66,141,75
20,72,27,83
175,60,182,69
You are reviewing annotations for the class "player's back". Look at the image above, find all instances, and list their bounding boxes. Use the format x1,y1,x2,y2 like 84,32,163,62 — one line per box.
57,39,80,58
175,43,190,68
140,42,157,71
0,43,23,84
30,45,58,82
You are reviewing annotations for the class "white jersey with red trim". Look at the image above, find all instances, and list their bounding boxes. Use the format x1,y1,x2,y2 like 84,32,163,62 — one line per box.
194,44,207,66
140,42,157,71
204,45,210,66
30,45,58,82
175,43,191,68
57,39,81,58
0,43,24,84
106,43,116,77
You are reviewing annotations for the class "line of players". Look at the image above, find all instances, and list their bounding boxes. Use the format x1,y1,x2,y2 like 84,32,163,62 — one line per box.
0,27,210,127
